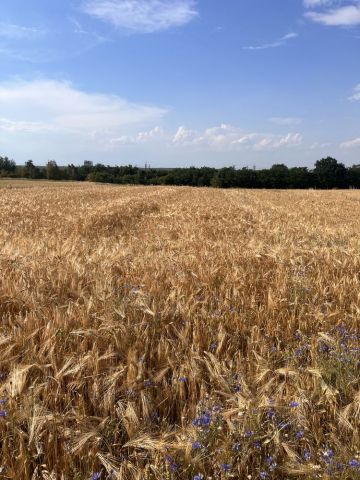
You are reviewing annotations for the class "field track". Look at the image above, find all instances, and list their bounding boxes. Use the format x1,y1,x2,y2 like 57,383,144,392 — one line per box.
0,183,359,479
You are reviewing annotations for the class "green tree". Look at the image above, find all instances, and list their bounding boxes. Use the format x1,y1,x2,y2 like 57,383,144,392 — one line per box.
46,160,61,180
314,157,348,189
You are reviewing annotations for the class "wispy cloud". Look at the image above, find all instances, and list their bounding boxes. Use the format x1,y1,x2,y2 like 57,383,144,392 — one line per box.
0,22,45,40
269,117,303,126
349,83,360,101
243,32,297,51
305,1,360,27
81,0,198,33
0,79,166,139
340,137,360,148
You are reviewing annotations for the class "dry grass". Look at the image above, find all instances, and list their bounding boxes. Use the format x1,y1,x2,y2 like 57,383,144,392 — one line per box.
0,184,359,480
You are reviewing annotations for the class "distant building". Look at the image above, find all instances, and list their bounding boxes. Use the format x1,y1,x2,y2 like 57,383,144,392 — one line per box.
84,160,93,168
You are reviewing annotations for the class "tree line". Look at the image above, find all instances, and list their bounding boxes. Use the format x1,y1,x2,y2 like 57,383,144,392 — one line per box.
1,155,360,189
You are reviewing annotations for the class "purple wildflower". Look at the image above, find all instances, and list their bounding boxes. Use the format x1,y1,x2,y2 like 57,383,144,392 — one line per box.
289,401,300,408
221,463,231,472
90,473,101,480
193,474,204,480
349,459,360,469
323,449,334,464
192,411,211,427
304,449,311,461
0,410,7,418
165,455,178,472
192,441,202,450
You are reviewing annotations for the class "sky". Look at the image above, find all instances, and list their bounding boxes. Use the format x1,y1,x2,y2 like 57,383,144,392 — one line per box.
0,0,360,168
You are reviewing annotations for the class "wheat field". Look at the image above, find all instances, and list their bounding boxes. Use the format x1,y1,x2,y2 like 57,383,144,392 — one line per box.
0,183,359,480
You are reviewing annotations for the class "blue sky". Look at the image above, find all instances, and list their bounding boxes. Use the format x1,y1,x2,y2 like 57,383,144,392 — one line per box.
0,0,360,167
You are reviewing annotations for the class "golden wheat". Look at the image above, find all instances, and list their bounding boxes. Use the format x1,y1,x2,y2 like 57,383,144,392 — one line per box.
0,183,359,479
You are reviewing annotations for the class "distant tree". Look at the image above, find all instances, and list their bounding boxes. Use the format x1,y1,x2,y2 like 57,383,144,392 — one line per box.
313,157,348,189
236,168,259,188
288,167,312,189
269,164,290,188
66,164,80,181
0,156,16,176
23,160,37,179
46,160,61,180
348,165,360,189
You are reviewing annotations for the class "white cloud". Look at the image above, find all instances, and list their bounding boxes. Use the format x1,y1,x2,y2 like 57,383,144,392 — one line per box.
0,22,44,40
305,3,360,26
172,124,303,151
0,118,54,133
108,123,303,152
349,83,360,101
243,32,298,51
340,137,360,148
109,126,165,145
303,0,336,7
0,79,166,137
269,117,303,126
81,0,198,33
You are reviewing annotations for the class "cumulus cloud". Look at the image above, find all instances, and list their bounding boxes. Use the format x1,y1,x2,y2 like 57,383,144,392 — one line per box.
109,126,165,145
81,0,198,33
172,124,303,151
243,32,297,51
305,1,360,26
108,124,303,152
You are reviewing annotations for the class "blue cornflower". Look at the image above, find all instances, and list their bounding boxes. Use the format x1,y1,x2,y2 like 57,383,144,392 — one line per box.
245,430,254,437
165,455,178,472
0,411,7,418
260,472,269,479
255,440,262,449
289,401,300,408
304,449,311,461
179,376,187,383
296,430,304,439
267,409,276,420
323,449,334,464
319,344,330,354
192,411,211,427
349,459,360,468
0,400,6,405
210,342,217,352
279,421,290,429
193,474,204,480
221,463,231,472
90,473,101,480
192,441,202,450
